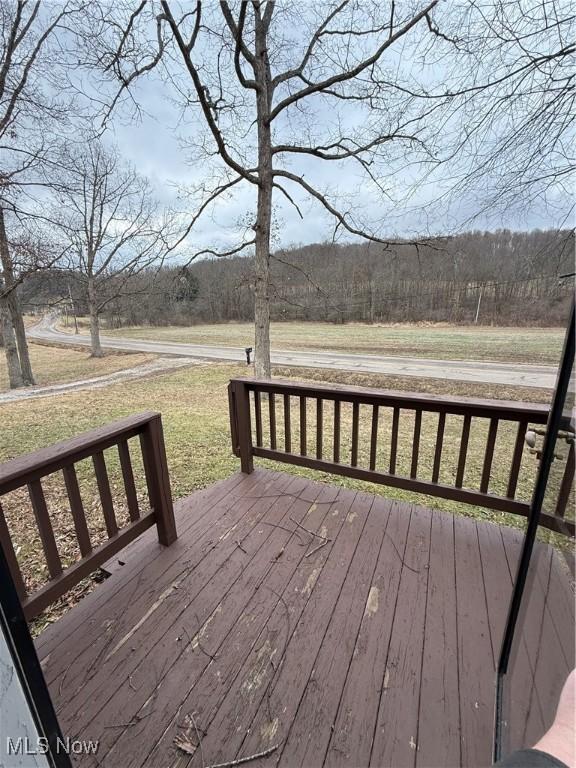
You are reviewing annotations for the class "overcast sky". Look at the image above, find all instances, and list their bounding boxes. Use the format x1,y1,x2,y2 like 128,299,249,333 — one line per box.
97,4,573,257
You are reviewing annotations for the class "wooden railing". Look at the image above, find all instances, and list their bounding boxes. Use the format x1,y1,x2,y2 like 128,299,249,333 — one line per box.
0,412,177,619
229,378,575,536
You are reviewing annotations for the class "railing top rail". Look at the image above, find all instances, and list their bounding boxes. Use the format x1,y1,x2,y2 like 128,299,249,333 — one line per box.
0,411,160,495
231,378,550,422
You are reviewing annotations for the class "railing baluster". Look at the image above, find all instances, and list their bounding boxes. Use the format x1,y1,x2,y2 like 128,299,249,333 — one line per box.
369,405,379,471
316,399,323,459
300,396,307,456
139,416,178,545
333,400,341,463
0,500,27,600
269,393,277,450
284,394,292,453
389,407,399,474
507,420,528,499
28,480,62,579
0,412,177,620
556,442,574,518
432,412,446,483
455,414,472,488
62,465,92,555
92,451,118,537
351,402,360,467
228,383,239,457
117,440,140,522
411,409,422,479
254,391,263,448
480,418,499,493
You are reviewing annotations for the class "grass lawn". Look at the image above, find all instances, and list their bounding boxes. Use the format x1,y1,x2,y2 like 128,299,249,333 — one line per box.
0,358,570,633
0,343,154,392
99,321,565,365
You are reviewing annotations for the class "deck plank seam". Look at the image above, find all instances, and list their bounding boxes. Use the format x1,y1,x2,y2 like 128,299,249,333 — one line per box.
168,488,360,768
234,490,373,767
111,479,342,767
366,503,414,768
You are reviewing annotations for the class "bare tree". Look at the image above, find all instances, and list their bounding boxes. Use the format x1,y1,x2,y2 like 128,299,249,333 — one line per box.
79,0,454,377
0,0,84,386
410,0,575,224
53,141,172,356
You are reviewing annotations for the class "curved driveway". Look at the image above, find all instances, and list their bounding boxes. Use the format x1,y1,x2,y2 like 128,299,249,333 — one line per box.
29,318,557,389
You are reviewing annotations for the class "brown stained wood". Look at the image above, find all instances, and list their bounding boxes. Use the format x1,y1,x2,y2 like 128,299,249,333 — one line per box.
37,469,573,768
92,451,118,538
117,441,140,522
556,442,574,518
432,411,446,483
253,446,532,519
416,511,460,768
0,412,158,494
351,402,359,467
0,500,27,600
39,471,284,686
479,523,544,751
228,383,239,457
283,393,291,453
370,505,432,768
195,490,367,768
316,398,323,459
52,473,305,727
277,496,391,768
231,381,253,474
253,391,263,448
299,396,307,456
333,399,341,463
234,377,550,423
455,414,472,488
326,500,411,768
454,515,494,768
137,485,355,768
86,477,339,768
480,418,499,493
24,514,156,621
269,393,277,450
62,465,92,555
507,420,528,498
28,480,62,579
369,405,379,471
411,409,422,479
389,406,399,474
519,546,571,740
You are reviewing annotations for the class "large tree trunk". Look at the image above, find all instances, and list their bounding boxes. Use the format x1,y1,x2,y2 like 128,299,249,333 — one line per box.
0,292,23,388
87,276,103,357
0,207,34,385
253,13,273,379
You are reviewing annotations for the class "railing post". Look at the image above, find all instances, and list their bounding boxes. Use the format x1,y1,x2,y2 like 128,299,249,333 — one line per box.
140,415,177,546
232,380,254,474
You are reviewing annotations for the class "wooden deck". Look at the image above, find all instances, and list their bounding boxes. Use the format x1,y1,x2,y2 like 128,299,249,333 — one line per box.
35,469,575,768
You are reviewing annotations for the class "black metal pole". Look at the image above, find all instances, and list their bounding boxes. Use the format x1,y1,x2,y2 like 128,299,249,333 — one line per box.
0,542,71,768
494,298,575,761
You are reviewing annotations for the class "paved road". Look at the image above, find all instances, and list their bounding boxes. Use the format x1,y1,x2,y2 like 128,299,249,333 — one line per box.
29,318,557,389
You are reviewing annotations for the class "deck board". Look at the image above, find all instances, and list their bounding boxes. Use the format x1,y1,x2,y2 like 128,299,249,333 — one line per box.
35,469,574,768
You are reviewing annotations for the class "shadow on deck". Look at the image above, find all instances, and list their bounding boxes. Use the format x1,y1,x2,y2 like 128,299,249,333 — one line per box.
35,468,575,768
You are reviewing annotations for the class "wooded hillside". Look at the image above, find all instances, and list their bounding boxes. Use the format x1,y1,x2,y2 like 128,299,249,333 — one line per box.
21,228,574,328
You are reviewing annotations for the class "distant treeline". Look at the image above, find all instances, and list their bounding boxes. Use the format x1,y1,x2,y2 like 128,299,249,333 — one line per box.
22,228,574,328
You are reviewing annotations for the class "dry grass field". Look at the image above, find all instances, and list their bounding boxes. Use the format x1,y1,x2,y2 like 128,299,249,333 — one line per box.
0,342,154,392
101,321,565,365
